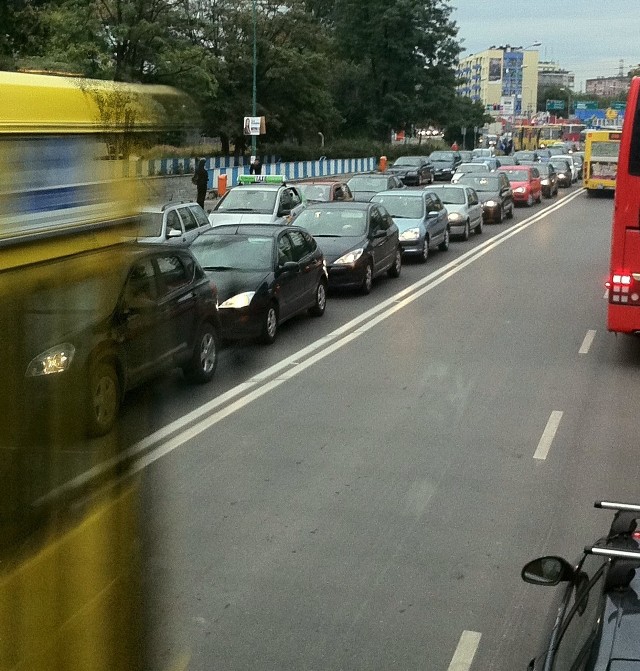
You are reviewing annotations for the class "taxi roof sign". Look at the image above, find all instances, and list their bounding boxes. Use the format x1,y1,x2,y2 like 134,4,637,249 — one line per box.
238,175,285,185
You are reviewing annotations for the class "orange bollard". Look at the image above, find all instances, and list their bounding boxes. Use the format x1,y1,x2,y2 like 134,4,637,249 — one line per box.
379,155,387,172
217,174,227,197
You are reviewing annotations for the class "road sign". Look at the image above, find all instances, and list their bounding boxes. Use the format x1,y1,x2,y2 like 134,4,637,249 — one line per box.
461,126,467,135
606,108,619,121
546,99,565,111
611,101,626,111
576,101,597,110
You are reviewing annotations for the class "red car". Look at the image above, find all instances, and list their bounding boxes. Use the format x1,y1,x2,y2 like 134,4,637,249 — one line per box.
497,166,542,206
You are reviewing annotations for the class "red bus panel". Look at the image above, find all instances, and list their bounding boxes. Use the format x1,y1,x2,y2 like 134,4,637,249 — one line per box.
607,77,640,333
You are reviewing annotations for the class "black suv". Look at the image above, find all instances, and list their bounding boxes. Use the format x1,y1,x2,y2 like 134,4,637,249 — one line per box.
6,244,220,437
522,501,640,670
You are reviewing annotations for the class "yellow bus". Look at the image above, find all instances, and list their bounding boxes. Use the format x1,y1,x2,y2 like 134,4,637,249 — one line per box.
582,128,622,194
0,71,191,671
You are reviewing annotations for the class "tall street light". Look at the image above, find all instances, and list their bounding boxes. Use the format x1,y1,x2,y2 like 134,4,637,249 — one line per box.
251,0,257,160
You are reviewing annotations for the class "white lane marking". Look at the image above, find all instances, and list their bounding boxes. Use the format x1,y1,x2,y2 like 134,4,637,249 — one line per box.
41,191,584,499
579,329,597,354
447,630,482,671
533,411,564,460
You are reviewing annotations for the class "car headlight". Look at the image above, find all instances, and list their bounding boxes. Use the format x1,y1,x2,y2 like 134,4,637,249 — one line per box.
26,343,76,377
399,228,420,241
219,291,256,309
558,173,566,178
515,187,526,193
484,200,498,207
541,179,549,185
448,212,463,221
334,248,364,265
406,170,417,176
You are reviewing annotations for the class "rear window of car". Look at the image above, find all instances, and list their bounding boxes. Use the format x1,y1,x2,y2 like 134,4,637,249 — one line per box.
456,175,500,191
299,184,331,202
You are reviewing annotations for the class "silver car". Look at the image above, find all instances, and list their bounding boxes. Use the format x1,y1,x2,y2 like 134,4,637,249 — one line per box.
426,184,484,240
138,202,211,245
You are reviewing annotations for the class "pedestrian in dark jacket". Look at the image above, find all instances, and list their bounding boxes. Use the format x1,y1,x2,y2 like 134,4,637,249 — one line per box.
193,159,209,208
249,157,262,175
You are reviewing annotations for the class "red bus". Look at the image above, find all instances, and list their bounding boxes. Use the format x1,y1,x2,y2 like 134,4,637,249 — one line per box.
606,77,640,333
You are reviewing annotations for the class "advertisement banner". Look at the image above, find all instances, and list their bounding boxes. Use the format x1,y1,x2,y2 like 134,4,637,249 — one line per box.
243,116,266,136
488,58,502,82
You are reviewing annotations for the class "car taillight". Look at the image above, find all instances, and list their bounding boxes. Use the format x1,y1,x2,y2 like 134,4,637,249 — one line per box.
608,273,640,304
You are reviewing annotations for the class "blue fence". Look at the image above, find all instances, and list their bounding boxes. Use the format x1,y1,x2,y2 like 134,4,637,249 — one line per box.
139,156,376,188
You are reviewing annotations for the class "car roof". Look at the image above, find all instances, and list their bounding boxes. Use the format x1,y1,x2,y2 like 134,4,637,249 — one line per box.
142,202,201,213
233,183,284,191
304,200,371,210
199,224,290,237
373,189,426,197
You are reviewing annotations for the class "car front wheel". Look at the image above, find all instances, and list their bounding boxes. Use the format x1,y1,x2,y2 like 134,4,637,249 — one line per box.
309,279,327,317
86,361,120,437
260,303,279,344
388,247,402,278
438,227,450,251
361,261,373,294
475,217,483,235
184,321,218,382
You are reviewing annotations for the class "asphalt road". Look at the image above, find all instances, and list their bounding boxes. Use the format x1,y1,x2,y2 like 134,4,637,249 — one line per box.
59,185,637,670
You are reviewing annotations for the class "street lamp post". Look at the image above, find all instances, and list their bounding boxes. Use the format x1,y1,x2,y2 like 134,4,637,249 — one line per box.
251,0,257,160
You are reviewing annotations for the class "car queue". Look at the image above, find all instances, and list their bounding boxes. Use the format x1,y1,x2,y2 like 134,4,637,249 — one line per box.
29,149,574,439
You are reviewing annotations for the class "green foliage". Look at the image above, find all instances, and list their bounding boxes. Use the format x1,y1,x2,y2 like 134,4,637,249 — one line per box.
4,0,479,149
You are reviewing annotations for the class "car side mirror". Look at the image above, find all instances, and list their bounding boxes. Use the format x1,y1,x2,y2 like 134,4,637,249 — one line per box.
428,210,439,216
278,260,299,273
521,556,575,586
372,229,386,239
167,228,182,238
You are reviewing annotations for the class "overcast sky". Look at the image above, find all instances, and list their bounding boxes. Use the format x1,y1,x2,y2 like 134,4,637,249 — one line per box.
451,0,640,90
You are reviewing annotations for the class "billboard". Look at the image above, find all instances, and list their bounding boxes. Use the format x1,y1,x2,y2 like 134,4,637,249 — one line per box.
243,116,266,136
488,57,502,82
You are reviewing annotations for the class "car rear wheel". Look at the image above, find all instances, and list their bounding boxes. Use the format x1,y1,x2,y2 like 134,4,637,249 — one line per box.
309,279,327,317
260,303,279,344
361,261,373,294
184,321,218,383
438,227,450,251
86,361,120,437
388,247,402,278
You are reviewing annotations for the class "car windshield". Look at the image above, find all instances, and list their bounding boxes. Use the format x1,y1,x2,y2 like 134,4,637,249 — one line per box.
537,165,553,176
191,234,274,271
456,175,500,192
299,184,331,202
550,160,570,171
347,176,388,191
215,188,277,214
138,212,164,237
502,170,530,181
429,151,454,161
431,187,466,205
294,208,367,236
371,195,424,218
393,157,422,167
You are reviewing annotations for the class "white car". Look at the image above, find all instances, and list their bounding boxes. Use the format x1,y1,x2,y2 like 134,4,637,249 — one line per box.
209,175,305,226
451,162,490,183
138,202,211,245
426,184,484,240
